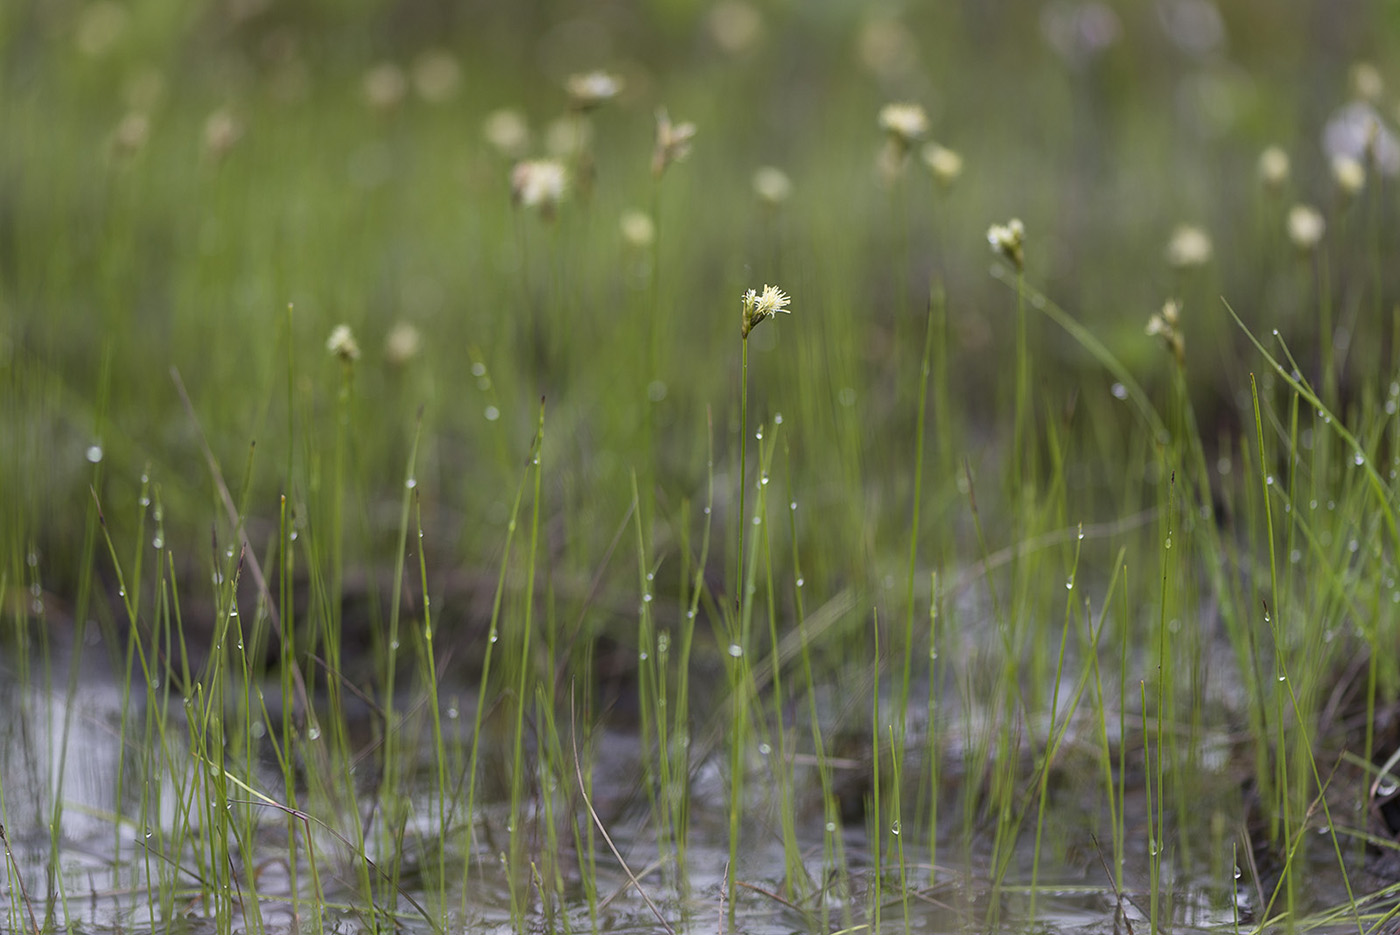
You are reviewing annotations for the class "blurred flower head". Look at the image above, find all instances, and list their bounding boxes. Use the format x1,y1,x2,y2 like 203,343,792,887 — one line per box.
203,108,243,162
1165,224,1212,268
566,71,623,111
620,210,655,248
987,218,1026,270
482,109,530,158
1323,101,1400,177
1257,145,1289,189
708,0,763,55
878,102,929,149
752,166,793,206
1146,300,1185,365
1351,61,1384,102
363,62,408,112
741,284,793,338
652,108,696,178
511,159,568,218
384,321,422,366
412,50,461,103
1331,154,1365,196
922,142,963,188
110,111,151,157
1286,204,1325,251
326,324,361,362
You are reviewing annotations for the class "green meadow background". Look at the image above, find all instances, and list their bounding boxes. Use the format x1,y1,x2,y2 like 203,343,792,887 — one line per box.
4,1,1400,932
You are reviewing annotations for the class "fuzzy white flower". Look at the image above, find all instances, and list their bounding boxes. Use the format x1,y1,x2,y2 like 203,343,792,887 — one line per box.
1165,225,1212,268
384,322,421,365
878,102,929,147
752,166,793,206
987,218,1026,269
1286,204,1325,250
326,324,361,362
922,142,963,187
1331,154,1365,196
652,108,697,178
510,159,568,217
1257,146,1289,189
741,283,792,337
483,109,530,157
566,71,623,110
619,210,655,248
363,63,408,112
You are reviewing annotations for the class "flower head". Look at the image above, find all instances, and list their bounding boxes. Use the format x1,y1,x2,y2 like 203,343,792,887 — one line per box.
326,324,361,362
741,284,792,338
922,142,963,188
384,321,422,366
1257,145,1290,189
878,102,928,148
510,159,568,218
1165,224,1212,268
1332,154,1366,196
619,209,655,248
652,108,697,178
363,62,408,112
1286,204,1325,251
483,109,530,157
566,71,623,111
752,166,793,206
987,218,1026,270
1146,300,1185,366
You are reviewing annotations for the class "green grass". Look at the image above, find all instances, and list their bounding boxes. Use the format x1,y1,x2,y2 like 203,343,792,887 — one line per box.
5,2,1400,933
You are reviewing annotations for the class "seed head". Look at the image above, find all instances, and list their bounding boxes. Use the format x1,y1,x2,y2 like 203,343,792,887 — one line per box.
202,108,243,162
412,50,461,103
1286,204,1325,250
1351,61,1384,102
986,219,1026,270
922,142,963,188
1331,154,1366,196
878,102,928,149
483,109,530,158
363,63,408,112
510,159,568,218
620,210,655,248
652,108,697,178
1146,301,1185,366
326,324,361,363
566,71,623,111
384,322,422,366
1165,225,1212,268
752,166,793,206
1257,146,1289,189
741,284,793,338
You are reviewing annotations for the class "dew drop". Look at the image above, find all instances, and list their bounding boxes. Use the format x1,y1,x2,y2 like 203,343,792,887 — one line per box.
1354,452,1366,466
795,577,804,588
405,477,417,489
758,743,771,756
728,643,743,658
891,820,901,835
1110,383,1128,400
485,405,500,421
85,445,104,463
471,362,486,377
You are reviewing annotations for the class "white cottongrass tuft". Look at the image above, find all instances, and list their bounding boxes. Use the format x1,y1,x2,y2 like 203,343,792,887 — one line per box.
1286,204,1325,250
752,166,793,206
1165,224,1212,268
326,324,361,362
987,218,1026,270
510,159,568,217
741,284,793,338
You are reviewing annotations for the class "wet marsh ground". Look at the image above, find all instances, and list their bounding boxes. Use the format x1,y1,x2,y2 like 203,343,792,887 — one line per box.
5,1,1400,932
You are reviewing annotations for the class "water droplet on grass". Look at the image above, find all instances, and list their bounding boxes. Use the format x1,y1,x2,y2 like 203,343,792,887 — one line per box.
728,643,743,658
485,405,500,421
1110,383,1128,400
85,445,104,463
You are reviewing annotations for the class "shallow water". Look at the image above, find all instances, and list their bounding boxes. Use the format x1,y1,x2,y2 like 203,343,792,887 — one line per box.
0,644,1387,935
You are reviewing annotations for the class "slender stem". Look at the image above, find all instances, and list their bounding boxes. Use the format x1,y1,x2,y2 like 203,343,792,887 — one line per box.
736,336,749,608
